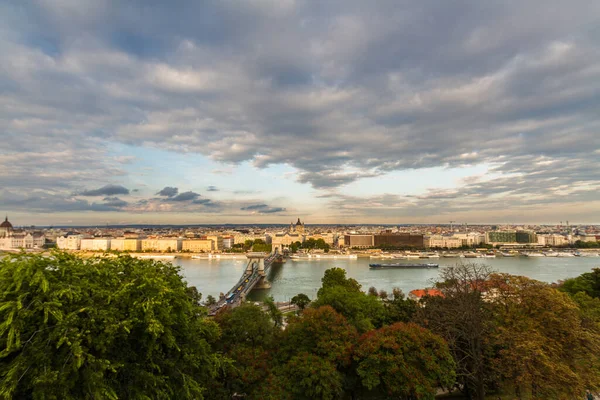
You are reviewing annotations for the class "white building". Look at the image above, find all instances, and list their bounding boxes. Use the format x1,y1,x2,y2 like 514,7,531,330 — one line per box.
424,235,463,249
0,217,46,250
80,238,111,251
57,234,83,250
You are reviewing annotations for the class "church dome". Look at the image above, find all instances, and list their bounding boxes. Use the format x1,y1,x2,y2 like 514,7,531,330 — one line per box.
296,218,302,225
0,217,12,229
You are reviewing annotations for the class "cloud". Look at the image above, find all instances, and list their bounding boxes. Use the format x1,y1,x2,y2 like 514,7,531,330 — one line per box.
241,204,269,211
206,186,219,192
1,0,600,221
156,187,179,197
102,196,128,207
79,185,130,196
241,203,286,214
169,191,200,202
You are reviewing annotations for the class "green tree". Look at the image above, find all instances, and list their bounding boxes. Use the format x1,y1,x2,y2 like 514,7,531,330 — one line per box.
0,251,223,400
488,274,600,398
383,288,418,324
314,269,385,332
212,304,278,398
280,306,358,367
317,267,362,296
354,322,456,399
290,293,311,311
264,296,283,328
560,268,600,299
205,294,217,306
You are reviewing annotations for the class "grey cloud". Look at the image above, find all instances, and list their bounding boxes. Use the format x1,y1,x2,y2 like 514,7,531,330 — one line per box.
102,196,128,207
240,204,268,211
206,186,219,192
0,190,125,213
169,191,200,202
79,184,130,196
1,0,600,217
241,204,286,214
156,187,179,197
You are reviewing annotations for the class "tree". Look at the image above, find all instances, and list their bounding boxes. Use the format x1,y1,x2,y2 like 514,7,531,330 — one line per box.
205,294,217,306
270,353,343,400
264,296,283,328
212,304,278,398
317,267,362,296
0,251,222,399
560,268,600,299
290,293,311,311
280,306,358,367
487,274,600,398
354,322,456,399
368,286,378,296
382,288,418,324
416,263,495,400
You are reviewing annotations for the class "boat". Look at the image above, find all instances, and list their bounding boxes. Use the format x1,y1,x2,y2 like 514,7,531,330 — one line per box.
522,252,544,257
136,254,176,259
500,252,515,257
369,263,439,269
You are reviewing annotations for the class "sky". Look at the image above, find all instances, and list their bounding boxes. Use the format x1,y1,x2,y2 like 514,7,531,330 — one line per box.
1,0,600,226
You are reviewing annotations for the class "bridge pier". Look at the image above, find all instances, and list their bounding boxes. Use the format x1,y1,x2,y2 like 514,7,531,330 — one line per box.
254,275,271,289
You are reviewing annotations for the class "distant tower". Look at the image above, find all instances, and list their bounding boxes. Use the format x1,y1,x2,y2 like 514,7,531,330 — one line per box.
0,216,14,237
295,218,305,234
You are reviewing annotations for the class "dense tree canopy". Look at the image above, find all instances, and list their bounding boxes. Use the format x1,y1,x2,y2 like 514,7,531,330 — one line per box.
354,322,456,399
0,252,222,400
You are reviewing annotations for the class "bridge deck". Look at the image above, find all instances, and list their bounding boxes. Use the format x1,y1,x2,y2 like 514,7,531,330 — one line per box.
209,251,280,314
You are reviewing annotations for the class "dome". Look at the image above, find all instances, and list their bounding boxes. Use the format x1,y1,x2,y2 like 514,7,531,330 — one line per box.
296,218,302,225
0,216,12,229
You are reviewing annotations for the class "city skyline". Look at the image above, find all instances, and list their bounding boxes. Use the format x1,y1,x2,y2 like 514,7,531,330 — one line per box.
2,1,600,225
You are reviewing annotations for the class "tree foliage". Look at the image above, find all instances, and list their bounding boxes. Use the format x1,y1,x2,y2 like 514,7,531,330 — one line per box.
0,251,223,400
354,322,456,399
487,274,600,398
290,293,311,311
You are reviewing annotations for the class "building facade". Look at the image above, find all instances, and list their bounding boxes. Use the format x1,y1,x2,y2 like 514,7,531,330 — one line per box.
141,238,182,252
373,233,424,248
57,234,83,250
80,238,111,251
182,239,214,252
344,234,374,248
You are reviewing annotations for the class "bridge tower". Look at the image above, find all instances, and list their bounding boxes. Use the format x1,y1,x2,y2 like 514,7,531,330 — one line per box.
245,253,271,289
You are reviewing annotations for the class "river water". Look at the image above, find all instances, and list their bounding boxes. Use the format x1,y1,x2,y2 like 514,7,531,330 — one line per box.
175,256,600,302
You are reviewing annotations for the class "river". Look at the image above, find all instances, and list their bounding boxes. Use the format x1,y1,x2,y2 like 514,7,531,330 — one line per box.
175,256,600,302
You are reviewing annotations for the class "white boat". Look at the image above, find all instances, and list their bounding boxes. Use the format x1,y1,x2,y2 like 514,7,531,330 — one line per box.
500,252,515,257
523,252,544,257
543,252,558,257
556,252,575,257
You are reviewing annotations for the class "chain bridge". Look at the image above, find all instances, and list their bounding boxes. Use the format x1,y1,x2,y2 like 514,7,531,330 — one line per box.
209,250,283,314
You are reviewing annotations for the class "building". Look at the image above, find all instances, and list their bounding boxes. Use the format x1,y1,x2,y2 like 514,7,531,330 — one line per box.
424,235,463,249
205,235,224,250
344,234,374,248
57,234,83,250
486,231,517,244
290,218,305,234
516,231,537,244
141,238,182,252
452,233,485,247
306,233,335,246
272,233,303,252
222,236,234,249
373,232,424,248
408,288,444,301
80,238,111,251
182,239,214,252
0,217,46,250
110,238,141,252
